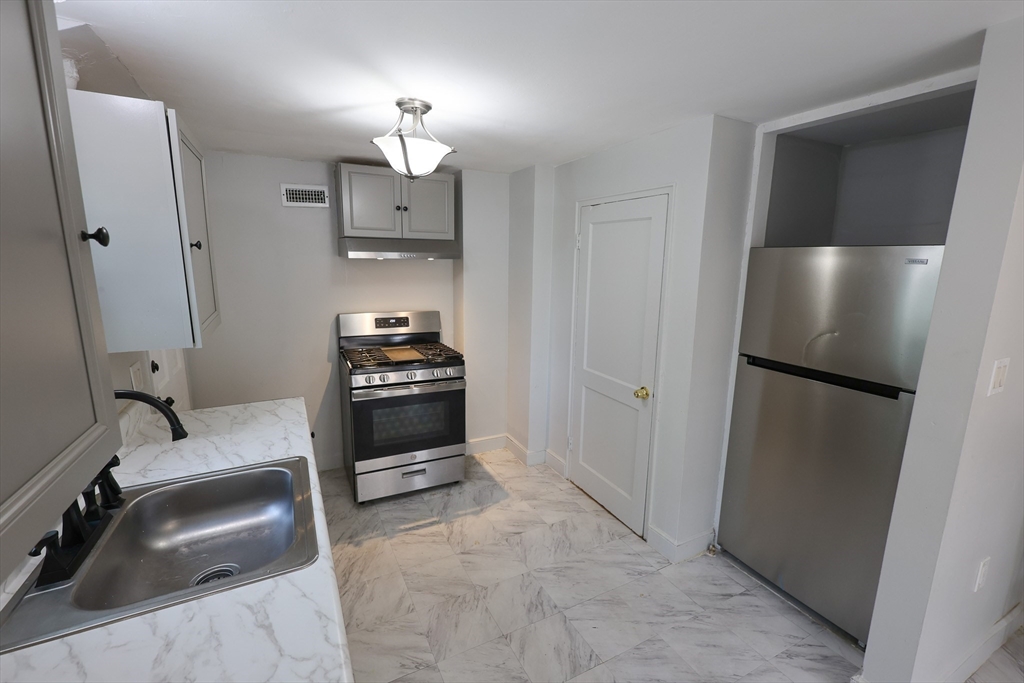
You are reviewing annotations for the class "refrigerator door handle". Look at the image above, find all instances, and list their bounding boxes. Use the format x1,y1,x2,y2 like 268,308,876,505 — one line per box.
744,355,906,400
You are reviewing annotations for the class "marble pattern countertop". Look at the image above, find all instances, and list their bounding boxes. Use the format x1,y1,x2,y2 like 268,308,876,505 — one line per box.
0,398,353,683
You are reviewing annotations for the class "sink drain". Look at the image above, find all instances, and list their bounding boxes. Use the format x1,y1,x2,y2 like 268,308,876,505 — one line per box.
191,563,241,586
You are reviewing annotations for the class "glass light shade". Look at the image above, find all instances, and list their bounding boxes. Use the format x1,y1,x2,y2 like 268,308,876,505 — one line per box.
372,135,453,178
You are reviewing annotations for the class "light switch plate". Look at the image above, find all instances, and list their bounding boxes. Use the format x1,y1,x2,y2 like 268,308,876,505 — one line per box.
129,361,144,391
988,358,1010,396
975,557,990,592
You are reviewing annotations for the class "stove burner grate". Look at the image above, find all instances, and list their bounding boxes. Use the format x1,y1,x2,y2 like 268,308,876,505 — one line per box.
342,348,394,368
410,343,463,362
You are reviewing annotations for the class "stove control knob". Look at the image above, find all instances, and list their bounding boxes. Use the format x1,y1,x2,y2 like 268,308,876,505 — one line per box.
445,368,455,377
365,376,375,385
432,369,442,378
407,371,416,380
379,374,389,383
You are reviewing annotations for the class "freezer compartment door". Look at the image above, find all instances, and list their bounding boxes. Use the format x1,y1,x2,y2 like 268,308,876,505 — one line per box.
718,359,915,642
739,245,943,390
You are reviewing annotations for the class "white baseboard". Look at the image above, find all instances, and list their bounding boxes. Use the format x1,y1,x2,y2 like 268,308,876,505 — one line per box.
944,602,1023,683
467,434,508,455
645,524,714,563
504,434,547,466
545,449,566,476
506,434,528,463
525,450,546,466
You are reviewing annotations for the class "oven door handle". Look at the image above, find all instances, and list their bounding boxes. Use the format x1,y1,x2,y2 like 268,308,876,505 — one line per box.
351,379,466,401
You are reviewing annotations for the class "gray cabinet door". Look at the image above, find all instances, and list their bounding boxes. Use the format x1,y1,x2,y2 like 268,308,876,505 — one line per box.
339,164,403,238
0,0,122,582
68,90,196,353
402,174,455,240
170,111,220,336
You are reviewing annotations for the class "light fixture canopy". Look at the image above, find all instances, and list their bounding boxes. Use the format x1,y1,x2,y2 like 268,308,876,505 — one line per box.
372,98,454,179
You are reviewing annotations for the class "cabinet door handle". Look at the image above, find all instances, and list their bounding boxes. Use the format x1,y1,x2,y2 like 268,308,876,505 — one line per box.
190,240,202,250
80,227,110,247
402,206,409,212
395,205,402,211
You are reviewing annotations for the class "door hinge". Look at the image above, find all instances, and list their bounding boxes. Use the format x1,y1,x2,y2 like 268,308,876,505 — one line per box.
568,436,573,451
575,232,581,250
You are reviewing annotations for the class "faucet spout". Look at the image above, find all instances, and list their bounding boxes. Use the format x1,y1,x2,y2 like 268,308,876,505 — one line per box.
113,390,188,441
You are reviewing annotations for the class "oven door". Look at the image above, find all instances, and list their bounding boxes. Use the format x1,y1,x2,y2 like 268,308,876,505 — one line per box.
350,379,466,469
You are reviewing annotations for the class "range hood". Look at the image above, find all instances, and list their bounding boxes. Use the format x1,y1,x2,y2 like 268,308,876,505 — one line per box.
341,237,462,260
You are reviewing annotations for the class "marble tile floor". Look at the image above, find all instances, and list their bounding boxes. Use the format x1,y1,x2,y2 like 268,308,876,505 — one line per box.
323,449,863,683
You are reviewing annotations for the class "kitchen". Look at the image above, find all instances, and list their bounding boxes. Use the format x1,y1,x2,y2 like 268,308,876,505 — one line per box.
1,2,1022,682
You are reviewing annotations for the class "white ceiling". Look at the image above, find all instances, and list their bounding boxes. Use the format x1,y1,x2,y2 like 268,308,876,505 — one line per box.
55,0,1023,173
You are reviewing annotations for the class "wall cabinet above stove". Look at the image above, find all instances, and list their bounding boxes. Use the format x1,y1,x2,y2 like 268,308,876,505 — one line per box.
337,163,455,242
67,90,220,352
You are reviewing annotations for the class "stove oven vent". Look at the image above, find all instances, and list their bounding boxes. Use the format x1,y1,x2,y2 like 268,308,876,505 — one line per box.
281,184,329,207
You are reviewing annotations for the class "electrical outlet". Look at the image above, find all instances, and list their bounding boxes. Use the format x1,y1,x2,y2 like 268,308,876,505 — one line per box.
974,557,990,592
988,358,1010,396
129,361,144,391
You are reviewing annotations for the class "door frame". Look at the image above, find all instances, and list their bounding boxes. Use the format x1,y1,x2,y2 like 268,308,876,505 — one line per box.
564,185,674,539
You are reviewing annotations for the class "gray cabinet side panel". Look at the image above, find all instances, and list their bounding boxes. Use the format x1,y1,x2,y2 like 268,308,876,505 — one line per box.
0,0,121,583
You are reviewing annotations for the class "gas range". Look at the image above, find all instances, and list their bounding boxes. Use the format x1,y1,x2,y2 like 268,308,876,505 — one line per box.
337,311,466,502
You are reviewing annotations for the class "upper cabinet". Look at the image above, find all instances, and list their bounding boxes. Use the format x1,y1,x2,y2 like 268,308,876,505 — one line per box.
338,163,455,241
67,90,220,353
0,0,122,582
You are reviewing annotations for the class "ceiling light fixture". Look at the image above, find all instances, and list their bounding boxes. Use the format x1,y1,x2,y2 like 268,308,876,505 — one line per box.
372,98,454,179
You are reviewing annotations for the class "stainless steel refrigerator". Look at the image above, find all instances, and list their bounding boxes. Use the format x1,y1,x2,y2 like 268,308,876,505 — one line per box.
718,245,944,643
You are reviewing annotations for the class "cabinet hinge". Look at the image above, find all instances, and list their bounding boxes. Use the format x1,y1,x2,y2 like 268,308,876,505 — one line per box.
575,233,581,250
568,436,573,451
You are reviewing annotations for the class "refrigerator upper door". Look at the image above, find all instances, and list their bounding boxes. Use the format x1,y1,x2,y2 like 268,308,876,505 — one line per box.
718,359,916,642
739,246,943,390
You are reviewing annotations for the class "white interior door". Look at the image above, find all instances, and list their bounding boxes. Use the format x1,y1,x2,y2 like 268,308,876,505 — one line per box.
569,195,668,534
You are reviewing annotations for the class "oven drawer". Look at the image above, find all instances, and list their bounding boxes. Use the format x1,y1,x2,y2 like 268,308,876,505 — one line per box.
355,454,465,502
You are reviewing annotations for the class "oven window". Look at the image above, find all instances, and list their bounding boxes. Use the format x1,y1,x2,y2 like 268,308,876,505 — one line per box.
373,402,448,446
351,387,466,461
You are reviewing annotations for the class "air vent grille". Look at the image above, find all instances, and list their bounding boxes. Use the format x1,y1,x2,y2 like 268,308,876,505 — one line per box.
281,184,329,207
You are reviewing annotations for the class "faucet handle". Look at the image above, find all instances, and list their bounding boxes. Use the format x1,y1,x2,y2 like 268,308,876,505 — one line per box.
29,530,59,557
95,455,123,509
61,500,92,548
81,484,102,522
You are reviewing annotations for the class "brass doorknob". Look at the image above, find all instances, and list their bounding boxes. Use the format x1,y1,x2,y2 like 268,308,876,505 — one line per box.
634,386,650,400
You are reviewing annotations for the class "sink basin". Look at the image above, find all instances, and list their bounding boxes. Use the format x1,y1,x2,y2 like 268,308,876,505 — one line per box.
0,457,317,652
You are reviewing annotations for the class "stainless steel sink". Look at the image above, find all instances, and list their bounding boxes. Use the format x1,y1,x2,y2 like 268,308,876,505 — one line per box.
0,457,317,652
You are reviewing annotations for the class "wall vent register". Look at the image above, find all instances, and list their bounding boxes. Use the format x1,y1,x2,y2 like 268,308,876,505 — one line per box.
281,184,329,207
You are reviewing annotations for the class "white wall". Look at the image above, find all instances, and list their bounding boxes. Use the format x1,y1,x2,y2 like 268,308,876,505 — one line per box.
548,115,754,558
864,17,1024,682
914,173,1023,683
185,152,455,471
764,135,840,246
832,126,967,246
675,116,756,554
507,167,535,454
507,165,555,463
455,170,510,452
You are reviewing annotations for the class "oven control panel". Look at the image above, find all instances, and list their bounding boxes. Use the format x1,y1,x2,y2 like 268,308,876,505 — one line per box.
350,365,465,388
375,316,409,329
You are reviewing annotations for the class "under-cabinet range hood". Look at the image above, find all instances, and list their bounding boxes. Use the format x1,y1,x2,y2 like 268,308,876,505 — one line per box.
341,237,462,260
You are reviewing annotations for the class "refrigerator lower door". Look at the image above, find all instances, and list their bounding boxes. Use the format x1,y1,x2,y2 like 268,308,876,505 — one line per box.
718,359,915,642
